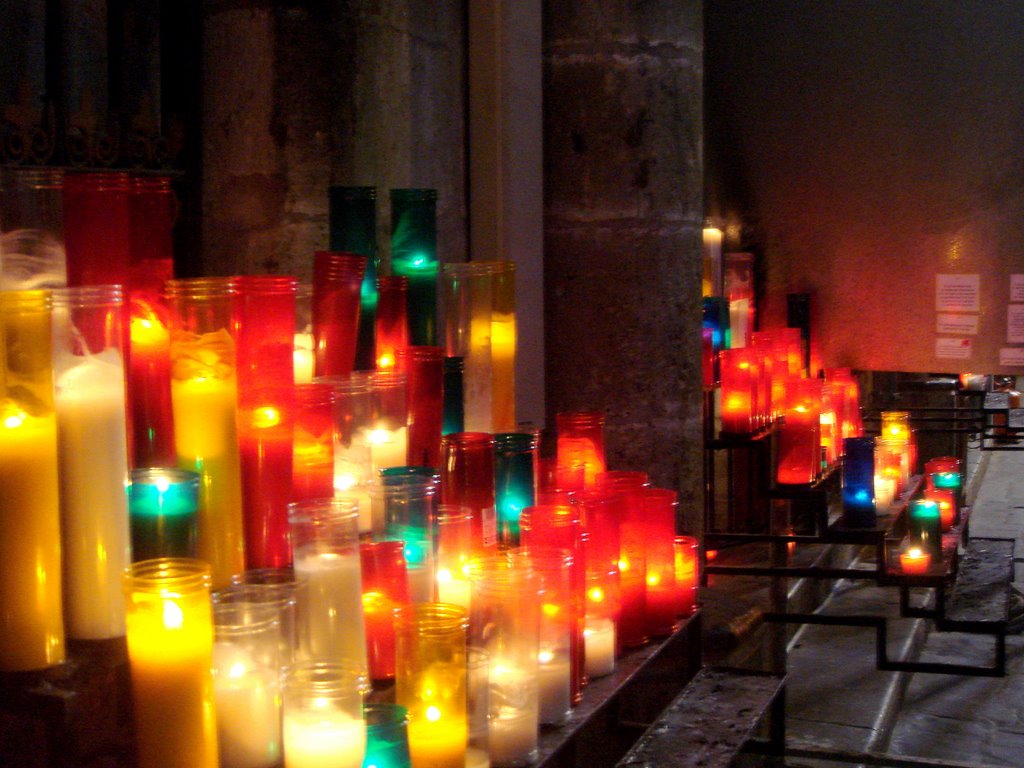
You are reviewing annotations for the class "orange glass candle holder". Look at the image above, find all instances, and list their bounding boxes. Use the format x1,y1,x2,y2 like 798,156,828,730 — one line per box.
718,348,757,434
555,411,606,489
776,377,822,485
641,488,678,637
898,544,931,575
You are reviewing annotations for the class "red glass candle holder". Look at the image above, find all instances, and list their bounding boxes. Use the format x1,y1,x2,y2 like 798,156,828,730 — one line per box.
719,348,757,434
820,382,840,467
578,491,623,625
440,432,497,553
555,411,606,489
596,471,650,648
293,383,336,502
924,486,957,531
234,275,298,569
673,535,699,617
640,488,677,637
779,327,804,378
313,251,366,377
751,331,775,423
375,276,409,370
360,540,410,681
898,541,931,575
396,346,444,471
64,171,132,289
776,378,822,485
128,291,176,467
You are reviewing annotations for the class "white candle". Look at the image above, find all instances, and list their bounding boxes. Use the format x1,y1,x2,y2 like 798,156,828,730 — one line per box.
367,426,408,473
536,648,571,725
293,552,367,670
583,617,616,678
283,707,365,768
406,564,436,605
874,475,896,510
436,569,472,610
465,746,491,768
55,351,131,640
213,643,282,768
488,662,538,767
293,332,315,385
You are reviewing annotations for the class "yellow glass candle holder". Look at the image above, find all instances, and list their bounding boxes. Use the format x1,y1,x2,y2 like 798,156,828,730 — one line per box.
395,603,469,768
124,558,218,768
166,278,245,589
0,289,65,671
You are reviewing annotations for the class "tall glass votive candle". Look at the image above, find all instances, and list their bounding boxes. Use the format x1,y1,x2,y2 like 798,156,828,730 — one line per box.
0,167,66,289
441,432,498,553
294,383,336,502
841,436,876,528
294,283,315,384
596,471,650,648
925,483,957,531
674,535,699,618
881,410,911,443
166,277,245,589
875,437,906,499
0,289,65,671
282,661,368,768
398,346,445,470
494,431,538,548
908,499,944,558
371,474,439,603
776,377,822,485
376,276,409,370
469,556,539,768
391,189,439,347
124,558,218,768
508,548,575,726
288,499,368,671
641,488,678,637
129,468,200,561
212,600,283,768
329,186,379,372
128,174,176,466
229,568,305,670
313,250,367,378
320,372,375,532
395,603,469,768
579,491,623,676
364,703,412,768
489,261,517,433
234,274,298,570
926,456,963,506
369,370,410,473
555,411,606,489
719,347,757,434
64,171,131,288
434,506,475,610
443,262,495,432
52,285,132,640
361,540,411,681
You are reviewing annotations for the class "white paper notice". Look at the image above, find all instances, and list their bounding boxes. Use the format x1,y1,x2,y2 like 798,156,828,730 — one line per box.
935,337,973,360
1000,347,1024,367
936,274,980,312
1009,305,1024,344
1012,275,1024,303
936,313,979,335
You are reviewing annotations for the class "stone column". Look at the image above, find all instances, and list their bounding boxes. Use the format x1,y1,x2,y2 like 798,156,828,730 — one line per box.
543,2,704,531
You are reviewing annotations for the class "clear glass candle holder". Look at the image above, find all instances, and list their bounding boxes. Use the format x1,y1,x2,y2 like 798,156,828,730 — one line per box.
281,660,368,768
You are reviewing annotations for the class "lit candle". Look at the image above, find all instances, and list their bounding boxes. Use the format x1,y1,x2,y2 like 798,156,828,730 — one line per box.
335,445,375,533
212,642,282,768
124,559,219,768
435,568,472,610
908,499,943,558
284,708,365,768
899,546,931,575
368,426,410,474
487,662,538,767
406,713,467,768
129,468,200,561
490,312,516,433
702,226,723,296
294,332,315,384
128,298,176,466
873,474,896,510
294,551,367,668
537,648,572,725
673,535,699,618
583,617,616,678
55,349,132,640
719,348,756,434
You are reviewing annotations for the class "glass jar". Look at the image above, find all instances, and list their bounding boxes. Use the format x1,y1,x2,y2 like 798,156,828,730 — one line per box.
555,411,606,489
328,186,378,371
493,431,538,547
390,189,438,346
0,166,66,289
313,250,367,378
376,275,409,370
129,468,200,561
398,345,445,470
281,661,368,768
441,432,497,554
293,382,336,502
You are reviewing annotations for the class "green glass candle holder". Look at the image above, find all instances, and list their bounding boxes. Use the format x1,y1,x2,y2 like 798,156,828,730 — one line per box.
128,468,200,561
363,703,412,768
390,189,438,346
494,432,538,548
907,498,943,558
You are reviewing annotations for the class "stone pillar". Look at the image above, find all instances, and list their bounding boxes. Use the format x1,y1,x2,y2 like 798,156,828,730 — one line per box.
543,2,705,531
201,0,466,279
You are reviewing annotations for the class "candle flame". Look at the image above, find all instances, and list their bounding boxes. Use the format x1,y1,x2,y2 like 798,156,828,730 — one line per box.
908,547,923,558
162,599,184,630
538,649,554,664
228,661,247,678
367,428,395,445
377,353,395,369
3,410,26,429
618,558,630,572
646,573,661,587
587,586,605,603
436,568,453,584
252,406,281,429
425,705,442,722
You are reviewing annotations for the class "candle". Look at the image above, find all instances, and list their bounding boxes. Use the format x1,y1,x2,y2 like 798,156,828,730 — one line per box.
489,262,516,433
436,568,472,610
493,432,537,548
899,546,931,575
555,412,606,489
908,499,943,558
294,332,315,384
55,347,132,640
213,642,282,768
702,226,723,296
537,648,572,725
284,708,366,768
583,617,616,678
294,383,336,502
487,663,538,767
406,717,467,768
364,703,413,768
295,551,367,667
129,297,177,466
841,436,876,528
719,348,756,434
124,559,219,768
874,474,896,510
390,189,439,347
0,290,65,672
369,426,410,473
129,468,200,560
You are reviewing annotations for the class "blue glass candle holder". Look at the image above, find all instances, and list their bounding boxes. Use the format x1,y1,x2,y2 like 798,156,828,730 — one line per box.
364,703,411,768
494,432,538,548
841,436,876,528
128,468,200,561
908,499,943,558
